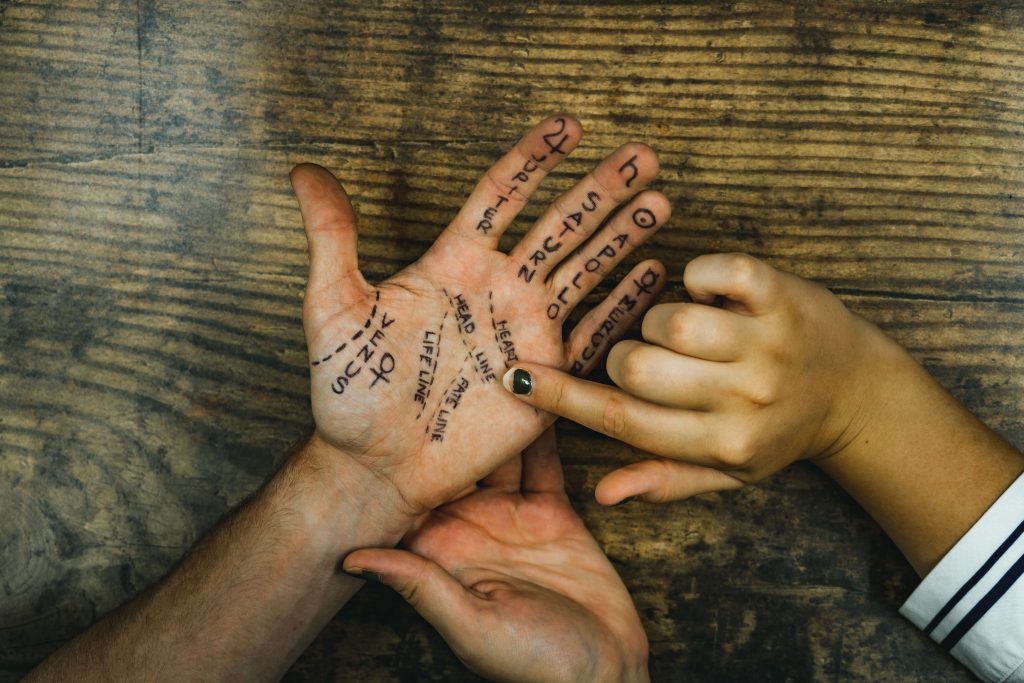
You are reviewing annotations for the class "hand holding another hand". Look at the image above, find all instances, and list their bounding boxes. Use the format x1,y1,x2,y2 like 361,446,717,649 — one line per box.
504,253,896,504
344,428,650,683
290,115,670,518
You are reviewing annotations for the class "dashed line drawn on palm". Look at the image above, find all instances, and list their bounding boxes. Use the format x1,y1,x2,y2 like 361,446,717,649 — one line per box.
290,115,671,512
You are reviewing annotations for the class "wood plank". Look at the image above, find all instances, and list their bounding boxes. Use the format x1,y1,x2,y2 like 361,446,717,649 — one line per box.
4,1,1024,680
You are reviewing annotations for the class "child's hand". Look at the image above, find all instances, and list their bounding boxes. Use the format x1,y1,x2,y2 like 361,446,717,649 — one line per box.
503,253,895,504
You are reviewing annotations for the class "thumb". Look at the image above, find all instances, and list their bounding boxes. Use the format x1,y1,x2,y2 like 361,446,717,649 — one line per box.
343,548,477,629
290,163,368,307
596,458,744,505
501,361,630,429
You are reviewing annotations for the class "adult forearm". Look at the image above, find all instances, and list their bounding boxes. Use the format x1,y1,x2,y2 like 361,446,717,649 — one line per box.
27,434,414,682
818,324,1024,576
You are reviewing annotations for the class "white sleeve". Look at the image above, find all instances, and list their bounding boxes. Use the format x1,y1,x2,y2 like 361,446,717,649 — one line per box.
900,472,1024,682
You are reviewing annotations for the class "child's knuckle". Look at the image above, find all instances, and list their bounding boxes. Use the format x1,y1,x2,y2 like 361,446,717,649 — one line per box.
618,346,653,391
601,395,631,438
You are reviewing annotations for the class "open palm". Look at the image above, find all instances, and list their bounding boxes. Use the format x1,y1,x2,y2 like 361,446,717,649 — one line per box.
344,428,650,683
291,116,669,512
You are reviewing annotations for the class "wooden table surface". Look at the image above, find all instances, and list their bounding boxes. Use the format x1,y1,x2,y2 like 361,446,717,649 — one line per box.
2,1,1023,680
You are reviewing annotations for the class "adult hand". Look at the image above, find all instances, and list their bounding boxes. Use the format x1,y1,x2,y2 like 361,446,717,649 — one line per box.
291,115,669,514
501,253,884,504
344,428,650,683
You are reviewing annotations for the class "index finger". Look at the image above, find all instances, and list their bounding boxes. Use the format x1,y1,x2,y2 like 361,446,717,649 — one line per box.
500,362,723,468
444,115,583,248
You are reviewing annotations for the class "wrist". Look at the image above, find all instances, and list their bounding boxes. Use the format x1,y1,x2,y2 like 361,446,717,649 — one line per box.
270,431,419,555
813,313,908,464
812,320,1024,574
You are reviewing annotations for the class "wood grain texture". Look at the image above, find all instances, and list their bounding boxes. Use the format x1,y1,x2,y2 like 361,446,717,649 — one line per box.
2,0,1023,680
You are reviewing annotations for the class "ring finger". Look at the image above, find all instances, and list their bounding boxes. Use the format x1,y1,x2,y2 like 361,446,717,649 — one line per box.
641,302,755,362
545,190,670,322
508,142,660,285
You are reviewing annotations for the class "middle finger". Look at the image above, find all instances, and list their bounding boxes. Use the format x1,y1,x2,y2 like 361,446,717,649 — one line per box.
508,142,660,285
606,340,734,410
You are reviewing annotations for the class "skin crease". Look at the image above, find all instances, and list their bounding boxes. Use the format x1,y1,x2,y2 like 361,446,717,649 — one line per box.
346,428,650,683
25,116,664,682
504,253,1024,576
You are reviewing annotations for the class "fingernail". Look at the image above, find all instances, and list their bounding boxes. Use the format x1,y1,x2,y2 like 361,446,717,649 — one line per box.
615,496,638,506
346,568,382,583
502,368,533,396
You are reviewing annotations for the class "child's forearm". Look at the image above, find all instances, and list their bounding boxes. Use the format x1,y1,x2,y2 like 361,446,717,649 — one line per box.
816,321,1024,576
